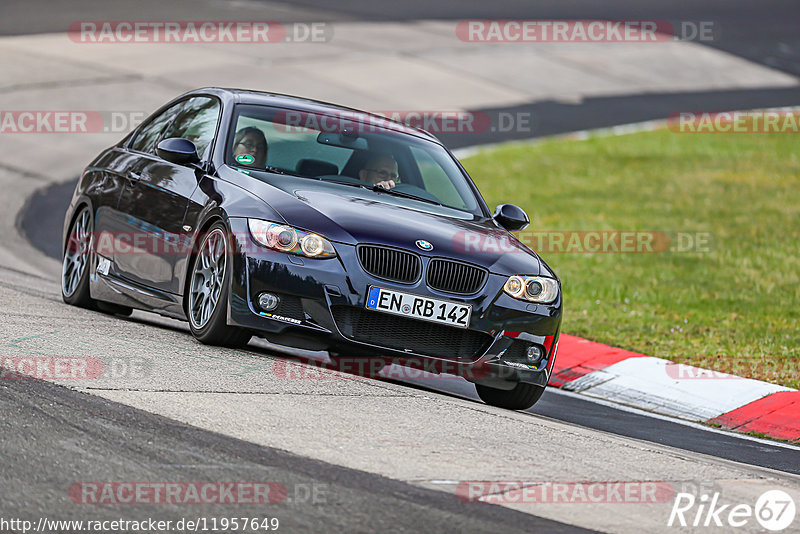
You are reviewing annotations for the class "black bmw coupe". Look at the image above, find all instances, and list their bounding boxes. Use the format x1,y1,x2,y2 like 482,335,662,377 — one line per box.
61,88,562,410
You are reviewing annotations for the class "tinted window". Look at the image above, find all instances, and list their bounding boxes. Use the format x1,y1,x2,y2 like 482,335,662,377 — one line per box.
161,97,221,158
226,105,483,215
411,146,469,211
232,110,353,172
130,101,185,154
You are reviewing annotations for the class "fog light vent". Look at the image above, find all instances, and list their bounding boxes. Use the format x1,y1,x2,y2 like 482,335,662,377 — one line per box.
257,292,280,311
525,345,543,364
502,341,546,367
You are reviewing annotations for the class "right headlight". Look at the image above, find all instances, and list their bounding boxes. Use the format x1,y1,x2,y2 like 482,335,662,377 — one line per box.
248,219,337,258
503,275,559,304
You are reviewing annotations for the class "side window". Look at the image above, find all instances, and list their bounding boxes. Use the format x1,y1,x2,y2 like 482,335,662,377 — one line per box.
130,101,185,154
161,97,221,158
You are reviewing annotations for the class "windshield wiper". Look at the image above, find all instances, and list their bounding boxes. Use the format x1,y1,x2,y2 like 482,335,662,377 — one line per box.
263,165,309,178
370,185,443,206
233,163,308,178
319,179,444,207
320,178,369,189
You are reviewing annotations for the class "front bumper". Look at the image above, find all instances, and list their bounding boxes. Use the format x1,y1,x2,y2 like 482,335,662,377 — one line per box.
226,218,562,387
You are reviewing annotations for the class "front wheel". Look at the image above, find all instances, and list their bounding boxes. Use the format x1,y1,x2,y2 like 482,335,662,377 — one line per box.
475,382,545,410
62,206,95,308
187,223,251,348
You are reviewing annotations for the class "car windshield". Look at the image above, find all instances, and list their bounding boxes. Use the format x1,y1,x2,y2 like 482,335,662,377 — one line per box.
225,104,485,216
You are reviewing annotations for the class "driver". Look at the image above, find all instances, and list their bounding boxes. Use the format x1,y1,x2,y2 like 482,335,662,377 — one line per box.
232,126,268,168
358,153,398,190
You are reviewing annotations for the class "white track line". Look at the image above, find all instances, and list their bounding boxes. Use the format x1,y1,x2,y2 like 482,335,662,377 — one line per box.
563,357,792,421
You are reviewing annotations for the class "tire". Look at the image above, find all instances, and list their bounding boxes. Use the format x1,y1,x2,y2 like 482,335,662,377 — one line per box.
61,206,96,309
475,382,546,410
187,222,251,348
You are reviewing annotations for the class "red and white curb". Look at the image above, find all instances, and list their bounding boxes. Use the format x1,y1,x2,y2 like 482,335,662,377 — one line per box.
550,334,800,442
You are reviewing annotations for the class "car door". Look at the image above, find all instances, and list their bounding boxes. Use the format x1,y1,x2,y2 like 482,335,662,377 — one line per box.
103,100,185,281
114,96,221,294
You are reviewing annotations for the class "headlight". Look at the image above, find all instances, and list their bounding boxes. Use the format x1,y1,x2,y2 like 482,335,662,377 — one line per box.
503,275,559,303
248,219,336,258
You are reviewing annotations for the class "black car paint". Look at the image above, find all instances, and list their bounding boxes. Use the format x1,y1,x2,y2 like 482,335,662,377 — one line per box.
62,87,562,389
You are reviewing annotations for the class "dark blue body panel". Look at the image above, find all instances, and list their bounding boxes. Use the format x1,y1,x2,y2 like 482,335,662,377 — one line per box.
63,87,562,389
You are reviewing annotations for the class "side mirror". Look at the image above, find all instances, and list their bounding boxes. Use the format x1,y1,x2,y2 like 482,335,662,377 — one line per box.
156,137,200,166
493,204,530,231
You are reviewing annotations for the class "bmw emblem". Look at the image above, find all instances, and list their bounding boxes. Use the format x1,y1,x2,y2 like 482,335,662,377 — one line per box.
416,240,433,251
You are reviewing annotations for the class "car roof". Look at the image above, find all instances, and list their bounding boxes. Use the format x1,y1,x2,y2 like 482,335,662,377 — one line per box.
187,87,442,144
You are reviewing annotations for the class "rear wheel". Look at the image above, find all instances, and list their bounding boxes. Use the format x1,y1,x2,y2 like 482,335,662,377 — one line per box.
475,382,545,410
187,223,251,348
62,207,95,308
62,206,134,316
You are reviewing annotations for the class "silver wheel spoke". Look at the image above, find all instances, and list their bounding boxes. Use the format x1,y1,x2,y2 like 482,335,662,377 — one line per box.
189,228,227,329
62,208,91,297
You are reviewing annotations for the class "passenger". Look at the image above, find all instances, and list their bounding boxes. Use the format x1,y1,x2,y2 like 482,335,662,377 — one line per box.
358,153,398,189
232,127,268,168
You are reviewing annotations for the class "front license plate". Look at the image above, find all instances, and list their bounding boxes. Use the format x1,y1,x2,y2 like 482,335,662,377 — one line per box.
365,286,471,329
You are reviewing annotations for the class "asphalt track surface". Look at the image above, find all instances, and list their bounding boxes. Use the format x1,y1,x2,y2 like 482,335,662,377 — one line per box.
4,0,800,79
4,1,800,150
2,376,593,533
20,181,800,476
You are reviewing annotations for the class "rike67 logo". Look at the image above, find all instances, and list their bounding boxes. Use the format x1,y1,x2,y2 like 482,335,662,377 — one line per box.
668,489,796,531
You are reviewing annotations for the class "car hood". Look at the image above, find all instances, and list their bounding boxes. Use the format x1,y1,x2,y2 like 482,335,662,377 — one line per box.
224,168,545,276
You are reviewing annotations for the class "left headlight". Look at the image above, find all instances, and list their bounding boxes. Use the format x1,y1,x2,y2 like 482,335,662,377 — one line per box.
248,219,337,258
503,275,559,304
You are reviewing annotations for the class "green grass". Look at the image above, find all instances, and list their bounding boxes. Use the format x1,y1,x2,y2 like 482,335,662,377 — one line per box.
462,128,800,389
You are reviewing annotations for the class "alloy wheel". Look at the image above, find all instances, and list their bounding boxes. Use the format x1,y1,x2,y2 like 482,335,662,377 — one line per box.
62,208,91,297
189,229,227,328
